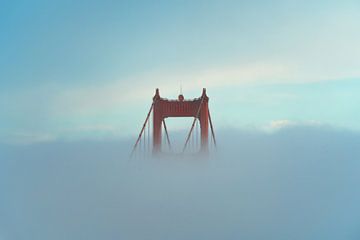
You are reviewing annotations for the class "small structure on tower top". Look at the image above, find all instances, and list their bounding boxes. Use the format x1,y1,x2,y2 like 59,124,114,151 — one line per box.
131,88,216,158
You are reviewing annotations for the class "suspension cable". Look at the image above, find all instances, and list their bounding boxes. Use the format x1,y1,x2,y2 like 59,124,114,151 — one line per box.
130,101,155,158
182,96,205,153
208,109,217,148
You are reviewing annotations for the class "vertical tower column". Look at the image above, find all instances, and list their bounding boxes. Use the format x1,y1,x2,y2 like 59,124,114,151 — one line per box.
199,89,209,153
153,89,162,155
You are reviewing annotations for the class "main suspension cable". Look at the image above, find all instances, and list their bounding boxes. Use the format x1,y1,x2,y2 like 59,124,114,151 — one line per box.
130,101,155,158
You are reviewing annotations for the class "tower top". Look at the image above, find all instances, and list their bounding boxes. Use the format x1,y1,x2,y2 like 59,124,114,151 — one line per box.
202,88,206,96
153,88,208,102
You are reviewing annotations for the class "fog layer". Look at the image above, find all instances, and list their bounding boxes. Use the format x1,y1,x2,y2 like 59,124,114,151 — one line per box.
1,126,360,240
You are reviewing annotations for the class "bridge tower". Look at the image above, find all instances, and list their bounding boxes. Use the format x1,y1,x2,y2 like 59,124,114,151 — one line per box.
131,88,216,158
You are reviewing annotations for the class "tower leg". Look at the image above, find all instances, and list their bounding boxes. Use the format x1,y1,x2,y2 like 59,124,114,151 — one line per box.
153,102,162,155
199,101,209,153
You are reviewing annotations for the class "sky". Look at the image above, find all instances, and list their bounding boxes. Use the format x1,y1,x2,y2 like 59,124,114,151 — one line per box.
2,1,360,240
1,0,360,144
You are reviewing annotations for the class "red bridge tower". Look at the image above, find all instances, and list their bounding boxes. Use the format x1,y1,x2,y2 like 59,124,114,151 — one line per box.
131,88,216,158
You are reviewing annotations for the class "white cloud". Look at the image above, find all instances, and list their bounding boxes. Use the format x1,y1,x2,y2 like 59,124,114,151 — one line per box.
52,57,360,119
58,124,122,141
51,61,293,116
4,59,358,142
2,132,57,145
263,120,323,133
269,120,295,130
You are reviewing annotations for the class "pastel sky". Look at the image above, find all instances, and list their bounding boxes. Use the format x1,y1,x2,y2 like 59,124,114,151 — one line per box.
1,0,359,144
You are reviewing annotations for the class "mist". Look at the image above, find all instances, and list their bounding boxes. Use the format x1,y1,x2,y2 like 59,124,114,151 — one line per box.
1,126,360,240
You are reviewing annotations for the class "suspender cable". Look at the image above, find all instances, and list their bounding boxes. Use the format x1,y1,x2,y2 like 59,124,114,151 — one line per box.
139,137,142,159
191,123,194,152
143,121,146,157
130,101,154,158
208,109,217,148
143,123,146,158
183,96,205,153
195,120,198,151
163,119,171,151
148,112,150,155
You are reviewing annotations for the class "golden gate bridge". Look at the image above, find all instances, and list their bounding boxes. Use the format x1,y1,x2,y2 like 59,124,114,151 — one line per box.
131,88,216,158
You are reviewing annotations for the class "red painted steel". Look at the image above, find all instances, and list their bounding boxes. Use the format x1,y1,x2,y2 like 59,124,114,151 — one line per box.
152,88,209,155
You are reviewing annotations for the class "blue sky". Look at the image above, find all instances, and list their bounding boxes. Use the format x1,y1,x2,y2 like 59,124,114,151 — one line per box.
1,0,360,144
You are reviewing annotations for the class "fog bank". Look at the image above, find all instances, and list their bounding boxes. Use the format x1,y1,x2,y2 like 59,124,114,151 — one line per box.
1,126,360,240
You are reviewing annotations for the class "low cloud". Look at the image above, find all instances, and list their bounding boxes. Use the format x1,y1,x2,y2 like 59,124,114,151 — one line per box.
51,61,291,116
263,119,323,132
50,60,360,123
1,132,57,145
1,126,360,240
